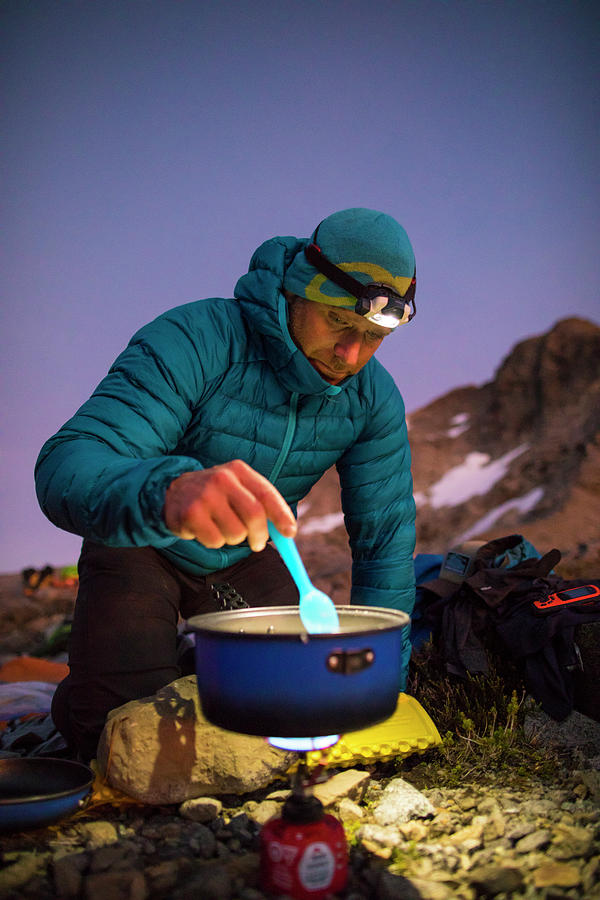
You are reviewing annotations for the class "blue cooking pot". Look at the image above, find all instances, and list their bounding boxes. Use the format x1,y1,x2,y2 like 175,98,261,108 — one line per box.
188,606,409,737
0,758,94,831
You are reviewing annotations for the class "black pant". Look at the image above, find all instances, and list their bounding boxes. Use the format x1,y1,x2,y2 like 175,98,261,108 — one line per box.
51,540,298,761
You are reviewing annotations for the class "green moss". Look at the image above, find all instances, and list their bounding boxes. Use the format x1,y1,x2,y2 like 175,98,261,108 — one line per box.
388,841,422,876
401,641,562,787
343,818,363,846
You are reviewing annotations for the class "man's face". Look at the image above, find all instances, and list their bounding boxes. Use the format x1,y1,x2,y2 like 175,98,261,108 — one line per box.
286,294,393,384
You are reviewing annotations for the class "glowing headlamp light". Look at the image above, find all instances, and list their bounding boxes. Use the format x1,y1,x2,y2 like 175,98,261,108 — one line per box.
304,237,416,329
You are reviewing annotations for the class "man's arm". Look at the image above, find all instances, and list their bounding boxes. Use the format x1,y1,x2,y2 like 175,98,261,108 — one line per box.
35,304,295,549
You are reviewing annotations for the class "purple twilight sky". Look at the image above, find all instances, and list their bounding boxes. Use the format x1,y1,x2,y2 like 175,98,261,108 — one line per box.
2,0,598,572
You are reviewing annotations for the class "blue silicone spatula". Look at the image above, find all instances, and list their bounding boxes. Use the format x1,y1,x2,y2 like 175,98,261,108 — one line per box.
268,521,340,634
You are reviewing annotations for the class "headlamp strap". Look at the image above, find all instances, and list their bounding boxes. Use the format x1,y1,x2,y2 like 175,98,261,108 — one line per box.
304,240,366,300
305,225,416,313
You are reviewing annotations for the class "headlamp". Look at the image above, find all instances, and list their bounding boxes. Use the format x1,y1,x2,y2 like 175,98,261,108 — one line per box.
304,235,416,329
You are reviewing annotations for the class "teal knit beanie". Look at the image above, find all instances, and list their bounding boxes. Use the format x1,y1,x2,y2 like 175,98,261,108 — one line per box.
283,208,415,307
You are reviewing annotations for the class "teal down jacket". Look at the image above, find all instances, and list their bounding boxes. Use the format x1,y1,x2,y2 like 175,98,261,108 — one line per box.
35,236,416,679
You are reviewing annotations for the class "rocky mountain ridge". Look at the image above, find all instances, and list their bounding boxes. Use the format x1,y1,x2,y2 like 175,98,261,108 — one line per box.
297,316,600,597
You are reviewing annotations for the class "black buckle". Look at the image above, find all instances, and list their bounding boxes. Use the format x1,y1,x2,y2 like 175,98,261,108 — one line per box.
210,582,249,611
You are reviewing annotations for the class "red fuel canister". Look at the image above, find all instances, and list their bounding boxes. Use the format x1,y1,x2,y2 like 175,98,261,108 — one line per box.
260,793,348,899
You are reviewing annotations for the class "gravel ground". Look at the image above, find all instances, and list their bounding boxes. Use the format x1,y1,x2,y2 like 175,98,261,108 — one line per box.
1,743,599,900
2,576,600,898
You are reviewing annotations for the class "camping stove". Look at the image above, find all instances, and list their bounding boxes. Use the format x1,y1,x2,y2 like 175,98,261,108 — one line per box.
259,744,348,900
189,605,411,896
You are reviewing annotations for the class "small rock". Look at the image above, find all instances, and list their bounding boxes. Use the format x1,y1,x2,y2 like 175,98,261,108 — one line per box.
533,861,582,888
506,821,536,841
246,799,281,826
514,828,552,853
172,862,232,900
428,810,456,837
148,820,180,841
88,842,139,873
215,841,231,861
372,777,436,826
550,823,594,859
357,823,402,849
265,788,290,801
423,788,445,807
361,840,392,859
228,812,255,836
179,796,222,823
398,820,429,841
454,791,478,811
53,851,87,898
519,798,556,817
144,860,181,894
78,820,119,849
445,819,485,851
468,864,524,896
477,796,500,815
482,810,506,841
227,852,260,888
188,823,217,858
582,856,600,892
313,769,370,807
337,797,364,824
411,855,435,878
83,868,148,900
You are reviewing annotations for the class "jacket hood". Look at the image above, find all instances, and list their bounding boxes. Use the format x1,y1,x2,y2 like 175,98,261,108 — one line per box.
234,235,344,397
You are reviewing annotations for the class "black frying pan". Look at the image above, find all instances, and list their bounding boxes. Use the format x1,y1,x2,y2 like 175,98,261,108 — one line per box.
0,757,94,831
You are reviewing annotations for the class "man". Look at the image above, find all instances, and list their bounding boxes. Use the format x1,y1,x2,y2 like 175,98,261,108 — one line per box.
35,207,418,761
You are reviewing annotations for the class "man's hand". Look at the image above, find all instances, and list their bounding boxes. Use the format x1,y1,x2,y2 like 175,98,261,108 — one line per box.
164,460,297,552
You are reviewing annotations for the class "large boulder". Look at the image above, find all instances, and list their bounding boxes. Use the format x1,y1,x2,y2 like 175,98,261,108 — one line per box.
96,675,295,804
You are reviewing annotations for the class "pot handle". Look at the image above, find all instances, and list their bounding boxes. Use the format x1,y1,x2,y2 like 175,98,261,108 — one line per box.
326,648,375,675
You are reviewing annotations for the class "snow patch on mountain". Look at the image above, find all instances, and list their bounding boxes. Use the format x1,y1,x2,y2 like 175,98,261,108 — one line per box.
446,412,470,438
455,486,545,542
414,444,529,509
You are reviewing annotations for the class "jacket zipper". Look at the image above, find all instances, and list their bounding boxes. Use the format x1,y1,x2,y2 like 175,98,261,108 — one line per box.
269,392,299,485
